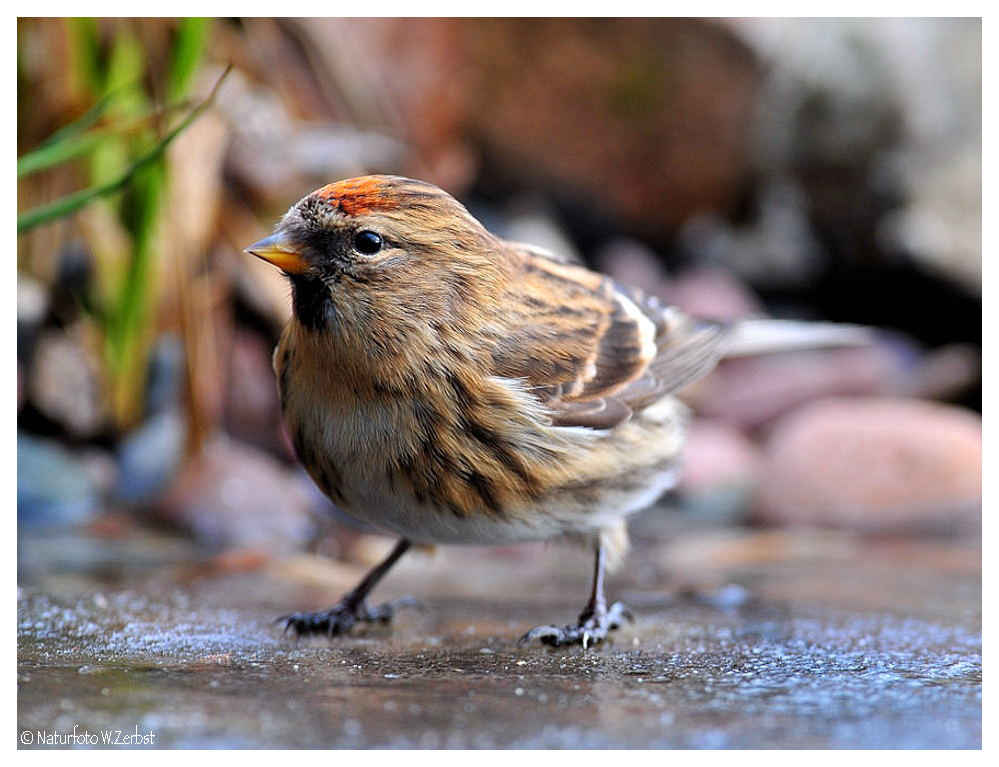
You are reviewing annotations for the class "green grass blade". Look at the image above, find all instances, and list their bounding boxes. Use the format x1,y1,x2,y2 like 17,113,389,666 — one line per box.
168,18,211,102
68,17,103,96
36,90,116,150
18,101,191,179
17,65,231,234
17,132,106,178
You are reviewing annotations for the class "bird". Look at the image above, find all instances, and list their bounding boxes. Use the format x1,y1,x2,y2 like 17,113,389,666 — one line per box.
245,174,868,647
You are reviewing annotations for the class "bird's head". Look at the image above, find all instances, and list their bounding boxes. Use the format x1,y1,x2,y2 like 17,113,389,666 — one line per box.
246,175,506,334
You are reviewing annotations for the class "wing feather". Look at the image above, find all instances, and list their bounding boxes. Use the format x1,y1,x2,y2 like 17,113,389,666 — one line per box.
494,242,729,429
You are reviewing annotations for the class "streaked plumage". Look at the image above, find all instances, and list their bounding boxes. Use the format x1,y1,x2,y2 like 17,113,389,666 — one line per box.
245,175,856,646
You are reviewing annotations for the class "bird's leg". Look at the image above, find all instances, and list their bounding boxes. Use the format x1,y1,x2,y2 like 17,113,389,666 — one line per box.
280,538,418,637
520,540,632,648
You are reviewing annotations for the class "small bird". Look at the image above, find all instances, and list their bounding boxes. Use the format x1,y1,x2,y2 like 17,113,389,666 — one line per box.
246,175,866,647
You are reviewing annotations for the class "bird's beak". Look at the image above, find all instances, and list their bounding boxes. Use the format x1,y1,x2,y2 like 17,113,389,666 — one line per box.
244,232,309,275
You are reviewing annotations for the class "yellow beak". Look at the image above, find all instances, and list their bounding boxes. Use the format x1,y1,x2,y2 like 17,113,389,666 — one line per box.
244,233,309,274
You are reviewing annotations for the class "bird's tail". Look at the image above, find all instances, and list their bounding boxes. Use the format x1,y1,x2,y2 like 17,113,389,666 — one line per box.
722,318,874,358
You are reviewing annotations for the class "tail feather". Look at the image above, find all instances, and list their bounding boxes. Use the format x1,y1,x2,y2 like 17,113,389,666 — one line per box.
722,319,874,359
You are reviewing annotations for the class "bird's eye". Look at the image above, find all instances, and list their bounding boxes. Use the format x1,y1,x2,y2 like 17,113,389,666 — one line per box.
353,230,383,255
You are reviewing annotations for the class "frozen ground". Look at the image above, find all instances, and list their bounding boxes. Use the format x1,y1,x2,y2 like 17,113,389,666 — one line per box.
18,513,981,749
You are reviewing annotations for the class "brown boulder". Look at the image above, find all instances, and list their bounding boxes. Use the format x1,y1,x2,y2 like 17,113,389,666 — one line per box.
754,397,981,532
158,437,316,553
293,18,760,232
679,419,762,494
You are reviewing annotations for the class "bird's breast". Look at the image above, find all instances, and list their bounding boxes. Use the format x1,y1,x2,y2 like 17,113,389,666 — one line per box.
273,323,689,545
275,327,551,525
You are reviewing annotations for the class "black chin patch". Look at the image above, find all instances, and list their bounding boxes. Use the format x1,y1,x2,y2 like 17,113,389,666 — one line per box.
290,275,335,331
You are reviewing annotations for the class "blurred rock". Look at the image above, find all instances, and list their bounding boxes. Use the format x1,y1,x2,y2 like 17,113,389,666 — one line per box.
17,359,25,411
291,125,408,182
464,18,761,231
17,432,99,528
872,21,980,293
903,343,980,402
17,273,49,365
693,331,980,430
295,18,759,232
114,409,185,506
755,396,981,532
680,181,826,290
728,19,905,286
726,19,980,293
27,325,106,438
664,267,764,322
680,419,762,492
217,67,305,207
218,66,409,206
501,195,582,264
49,241,94,327
223,329,283,452
145,334,185,415
883,144,981,294
78,448,118,500
289,17,476,193
597,240,764,322
691,343,904,429
677,419,762,522
54,240,93,297
595,238,672,297
112,336,188,506
158,437,316,554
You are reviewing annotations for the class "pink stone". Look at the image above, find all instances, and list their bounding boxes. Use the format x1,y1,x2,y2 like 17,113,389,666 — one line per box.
679,419,762,492
754,397,981,532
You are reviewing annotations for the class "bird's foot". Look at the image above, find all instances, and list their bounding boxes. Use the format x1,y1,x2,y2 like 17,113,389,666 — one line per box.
519,602,632,648
278,596,420,638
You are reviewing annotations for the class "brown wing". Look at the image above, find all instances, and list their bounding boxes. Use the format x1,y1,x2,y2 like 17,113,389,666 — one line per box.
491,242,729,429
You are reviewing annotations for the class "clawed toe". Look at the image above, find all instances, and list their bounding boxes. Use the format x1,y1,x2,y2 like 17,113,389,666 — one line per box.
606,601,633,628
518,624,564,646
519,602,634,648
278,605,357,637
278,595,419,638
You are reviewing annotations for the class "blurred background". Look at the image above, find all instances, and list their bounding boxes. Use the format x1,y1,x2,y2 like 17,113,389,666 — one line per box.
17,17,981,584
